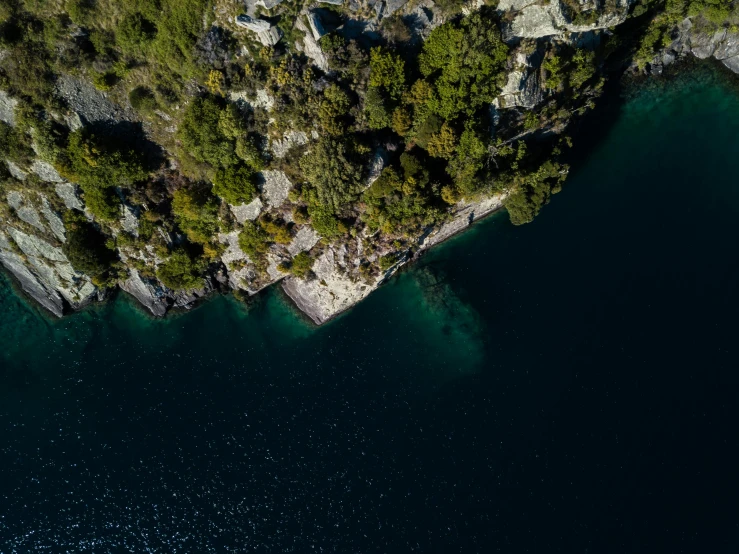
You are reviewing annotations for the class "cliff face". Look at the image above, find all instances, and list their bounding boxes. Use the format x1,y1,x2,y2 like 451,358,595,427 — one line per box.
0,0,656,322
647,18,739,75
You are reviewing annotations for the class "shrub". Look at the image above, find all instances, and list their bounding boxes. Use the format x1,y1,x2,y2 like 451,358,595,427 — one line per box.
80,185,121,222
63,215,118,277
238,220,269,260
0,121,34,165
129,86,158,112
156,247,206,290
62,127,150,189
299,137,363,214
290,251,314,279
171,185,219,244
379,253,398,271
177,96,240,169
117,12,157,54
212,164,257,205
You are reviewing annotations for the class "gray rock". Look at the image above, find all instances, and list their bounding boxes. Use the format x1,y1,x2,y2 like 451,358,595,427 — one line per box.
282,245,379,324
230,197,263,223
287,226,320,256
307,11,327,41
296,16,330,72
365,147,388,187
55,182,84,211
0,90,18,126
260,170,293,208
270,130,309,158
256,0,286,8
31,159,65,183
500,0,632,41
690,28,725,59
0,248,65,317
497,64,546,109
55,75,130,124
39,195,66,242
712,31,739,59
235,15,283,47
2,226,97,313
7,191,47,233
6,161,27,181
120,204,140,237
120,269,169,317
318,0,343,5
722,55,739,73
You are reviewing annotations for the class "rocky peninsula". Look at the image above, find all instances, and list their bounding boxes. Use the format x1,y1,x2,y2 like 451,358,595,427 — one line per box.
0,0,731,323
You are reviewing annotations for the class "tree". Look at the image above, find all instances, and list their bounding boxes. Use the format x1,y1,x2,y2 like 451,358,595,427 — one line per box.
238,220,269,260
178,96,239,168
212,164,258,205
369,47,405,100
299,138,363,214
156,247,206,290
503,160,568,225
63,215,118,277
171,185,219,244
117,12,157,54
290,251,314,279
62,127,150,189
419,12,508,120
426,122,457,159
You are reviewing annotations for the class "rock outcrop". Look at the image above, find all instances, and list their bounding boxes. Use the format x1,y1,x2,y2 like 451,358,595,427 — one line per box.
499,0,634,42
648,18,739,76
235,15,284,47
0,226,97,316
282,193,507,324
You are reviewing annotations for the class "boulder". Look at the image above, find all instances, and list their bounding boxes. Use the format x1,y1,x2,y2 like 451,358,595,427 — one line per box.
230,197,263,223
0,90,18,126
259,170,293,208
120,269,169,317
235,15,283,47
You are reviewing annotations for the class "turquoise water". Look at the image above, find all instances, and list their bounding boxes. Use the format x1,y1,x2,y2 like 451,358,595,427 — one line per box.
3,64,739,551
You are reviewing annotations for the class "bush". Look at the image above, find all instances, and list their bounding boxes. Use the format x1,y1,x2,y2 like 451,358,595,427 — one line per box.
290,251,314,279
299,137,363,214
129,86,158,112
171,185,219,244
156,247,206,290
117,12,157,54
63,215,118,277
212,164,257,205
238,220,269,260
80,184,121,222
379,253,398,271
0,121,34,165
177,96,240,169
62,127,151,189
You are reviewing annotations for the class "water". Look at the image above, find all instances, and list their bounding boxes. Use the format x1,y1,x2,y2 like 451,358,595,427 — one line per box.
2,64,739,552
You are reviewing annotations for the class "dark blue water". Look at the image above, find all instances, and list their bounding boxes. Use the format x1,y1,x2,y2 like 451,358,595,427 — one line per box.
2,65,739,552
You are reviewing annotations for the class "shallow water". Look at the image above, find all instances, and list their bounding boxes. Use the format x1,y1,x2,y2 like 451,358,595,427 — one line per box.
2,64,739,552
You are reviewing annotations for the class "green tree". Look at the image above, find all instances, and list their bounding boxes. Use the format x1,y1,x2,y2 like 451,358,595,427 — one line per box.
156,247,206,290
63,214,118,277
419,12,508,120
369,47,405,100
299,138,363,214
212,164,257,205
178,96,239,169
171,185,219,244
290,251,314,278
